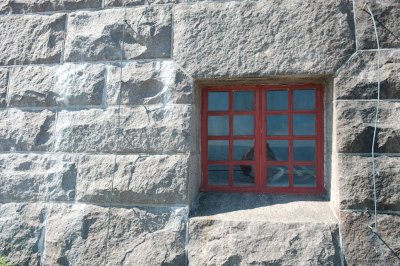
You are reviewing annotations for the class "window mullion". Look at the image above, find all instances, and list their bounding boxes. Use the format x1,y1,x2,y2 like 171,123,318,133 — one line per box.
228,90,234,189
288,88,294,188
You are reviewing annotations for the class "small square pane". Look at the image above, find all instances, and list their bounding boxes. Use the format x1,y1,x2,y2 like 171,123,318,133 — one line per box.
233,165,255,186
293,89,315,110
234,91,254,111
293,114,316,136
294,166,316,187
208,92,229,111
208,140,229,161
267,115,288,136
208,116,229,136
234,115,254,136
267,140,288,161
233,140,255,161
293,140,316,161
267,166,289,187
267,90,288,110
208,165,229,186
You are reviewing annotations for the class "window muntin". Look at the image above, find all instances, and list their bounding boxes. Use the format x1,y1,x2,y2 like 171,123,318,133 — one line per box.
201,84,324,194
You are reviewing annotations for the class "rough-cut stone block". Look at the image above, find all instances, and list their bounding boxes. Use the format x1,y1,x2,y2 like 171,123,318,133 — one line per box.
354,0,400,49
64,6,172,62
0,14,65,65
0,109,55,151
335,51,400,100
341,211,400,266
77,154,192,205
338,154,400,211
8,64,106,107
107,61,193,106
0,0,101,14
335,101,400,153
0,203,45,266
45,203,186,265
0,68,7,107
0,154,77,203
54,105,193,153
174,0,355,78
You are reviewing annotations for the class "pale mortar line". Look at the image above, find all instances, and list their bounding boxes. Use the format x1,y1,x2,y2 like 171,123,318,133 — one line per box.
352,0,359,51
358,48,400,52
0,150,197,156
336,152,400,157
4,68,12,107
333,99,400,103
339,209,400,215
333,50,359,77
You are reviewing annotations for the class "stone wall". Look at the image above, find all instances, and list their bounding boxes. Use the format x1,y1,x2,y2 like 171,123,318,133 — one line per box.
0,0,399,265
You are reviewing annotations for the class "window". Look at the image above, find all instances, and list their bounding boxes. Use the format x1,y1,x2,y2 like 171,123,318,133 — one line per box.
201,84,325,194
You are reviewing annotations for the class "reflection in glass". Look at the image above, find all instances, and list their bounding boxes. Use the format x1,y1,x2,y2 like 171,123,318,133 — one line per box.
234,91,254,111
208,140,229,161
234,115,254,136
293,89,315,110
293,114,316,136
208,165,229,186
208,92,229,111
267,166,289,187
234,165,255,186
208,116,229,136
267,115,288,135
234,140,254,161
267,140,288,161
294,166,316,187
267,90,288,110
293,140,316,161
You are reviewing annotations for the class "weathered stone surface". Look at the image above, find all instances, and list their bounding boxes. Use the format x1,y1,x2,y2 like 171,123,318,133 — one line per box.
54,105,194,153
107,61,193,106
0,154,77,203
77,154,192,205
0,203,45,266
174,0,355,78
341,211,400,266
45,203,186,265
0,68,7,107
0,0,101,14
8,64,106,107
0,109,55,151
0,14,65,65
335,101,400,153
338,154,400,211
335,51,400,100
354,0,400,49
64,6,172,62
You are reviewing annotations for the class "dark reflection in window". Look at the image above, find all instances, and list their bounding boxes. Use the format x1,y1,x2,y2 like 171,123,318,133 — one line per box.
267,90,288,110
267,140,288,161
234,91,254,111
208,116,229,136
293,140,316,161
208,91,229,111
233,140,254,161
293,89,315,110
294,166,316,187
234,165,255,186
234,115,254,136
267,115,288,135
208,165,229,186
293,114,316,135
208,140,229,161
267,166,289,187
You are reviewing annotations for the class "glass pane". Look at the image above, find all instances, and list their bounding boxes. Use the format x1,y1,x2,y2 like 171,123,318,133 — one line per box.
208,165,229,186
267,115,288,136
234,91,254,111
233,165,255,186
293,114,316,136
233,140,254,161
267,140,288,161
293,140,316,161
208,91,229,111
208,140,229,161
267,166,289,187
208,116,229,136
294,166,316,187
293,89,315,110
234,115,254,136
267,90,288,110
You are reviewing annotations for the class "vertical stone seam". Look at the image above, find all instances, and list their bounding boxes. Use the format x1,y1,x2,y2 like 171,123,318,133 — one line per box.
352,0,359,51
5,67,12,107
75,155,81,203
61,13,69,64
102,65,109,108
171,4,175,60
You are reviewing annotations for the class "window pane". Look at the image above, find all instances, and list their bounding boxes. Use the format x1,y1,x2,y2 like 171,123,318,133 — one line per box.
293,89,315,110
267,115,288,136
208,92,229,111
233,140,254,161
233,165,255,186
293,114,316,136
267,166,289,187
208,116,229,136
267,140,288,161
267,90,288,110
293,140,316,161
234,91,254,111
234,115,254,136
208,140,229,161
294,166,316,187
208,165,229,186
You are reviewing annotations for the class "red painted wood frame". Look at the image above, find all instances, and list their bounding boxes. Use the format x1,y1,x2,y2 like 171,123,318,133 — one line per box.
201,84,325,194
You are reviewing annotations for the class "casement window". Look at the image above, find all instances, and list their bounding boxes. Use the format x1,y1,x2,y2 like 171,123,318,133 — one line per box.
201,84,325,194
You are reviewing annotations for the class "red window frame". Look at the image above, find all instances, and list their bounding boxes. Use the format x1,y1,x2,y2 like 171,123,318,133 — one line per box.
201,84,325,194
